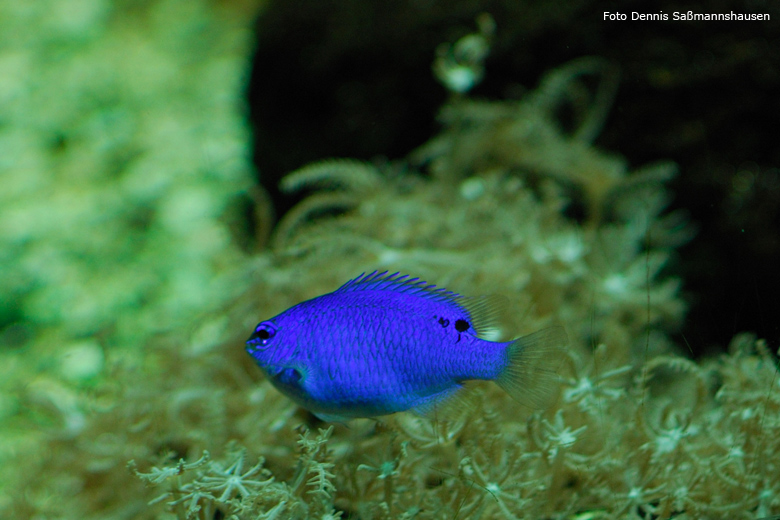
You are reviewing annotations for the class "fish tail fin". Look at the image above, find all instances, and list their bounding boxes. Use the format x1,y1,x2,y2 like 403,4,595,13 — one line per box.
495,326,568,409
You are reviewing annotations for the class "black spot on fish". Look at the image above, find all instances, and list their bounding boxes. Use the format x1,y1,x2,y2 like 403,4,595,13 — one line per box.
438,317,449,328
455,319,469,332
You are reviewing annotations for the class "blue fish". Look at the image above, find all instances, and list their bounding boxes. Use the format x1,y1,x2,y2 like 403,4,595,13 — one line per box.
246,271,566,423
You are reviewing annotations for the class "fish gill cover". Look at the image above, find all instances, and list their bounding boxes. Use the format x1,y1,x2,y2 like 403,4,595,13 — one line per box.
1,3,778,520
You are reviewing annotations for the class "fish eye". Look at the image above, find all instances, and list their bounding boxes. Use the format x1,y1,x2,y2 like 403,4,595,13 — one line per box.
248,321,276,348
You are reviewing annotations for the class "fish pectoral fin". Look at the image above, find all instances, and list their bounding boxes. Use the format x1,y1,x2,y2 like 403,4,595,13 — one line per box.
277,367,303,385
410,383,477,422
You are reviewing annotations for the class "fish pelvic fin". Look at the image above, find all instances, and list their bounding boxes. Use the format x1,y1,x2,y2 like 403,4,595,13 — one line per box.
410,382,479,422
496,326,568,410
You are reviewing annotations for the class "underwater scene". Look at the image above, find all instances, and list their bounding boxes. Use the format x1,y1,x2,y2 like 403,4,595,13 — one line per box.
1,0,779,519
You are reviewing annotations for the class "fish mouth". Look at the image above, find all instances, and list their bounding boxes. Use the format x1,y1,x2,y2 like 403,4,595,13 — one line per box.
245,344,291,376
245,337,264,351
245,343,262,359
245,345,276,372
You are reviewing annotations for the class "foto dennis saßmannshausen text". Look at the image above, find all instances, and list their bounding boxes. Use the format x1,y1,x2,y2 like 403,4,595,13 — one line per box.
603,11,769,21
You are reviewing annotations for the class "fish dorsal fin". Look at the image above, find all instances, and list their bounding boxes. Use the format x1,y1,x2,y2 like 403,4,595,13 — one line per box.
336,272,508,339
336,271,460,302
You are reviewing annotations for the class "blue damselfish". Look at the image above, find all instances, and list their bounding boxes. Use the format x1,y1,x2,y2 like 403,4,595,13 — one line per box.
246,271,566,423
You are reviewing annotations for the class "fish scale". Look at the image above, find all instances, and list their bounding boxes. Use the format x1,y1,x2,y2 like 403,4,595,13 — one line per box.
246,271,566,423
